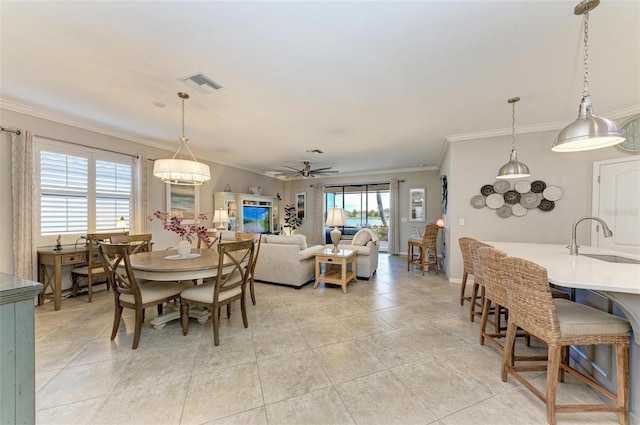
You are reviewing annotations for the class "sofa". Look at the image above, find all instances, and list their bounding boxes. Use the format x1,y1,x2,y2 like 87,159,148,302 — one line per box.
250,234,325,288
334,227,379,279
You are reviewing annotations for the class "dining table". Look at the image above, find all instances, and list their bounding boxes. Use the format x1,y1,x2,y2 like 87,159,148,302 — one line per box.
128,248,223,329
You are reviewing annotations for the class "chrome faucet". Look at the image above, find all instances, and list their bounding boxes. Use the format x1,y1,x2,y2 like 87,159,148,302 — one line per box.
569,216,613,255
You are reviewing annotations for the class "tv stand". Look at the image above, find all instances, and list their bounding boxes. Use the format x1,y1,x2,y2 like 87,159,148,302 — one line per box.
213,192,279,233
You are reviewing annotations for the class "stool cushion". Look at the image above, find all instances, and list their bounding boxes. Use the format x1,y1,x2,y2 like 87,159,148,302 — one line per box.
554,299,631,337
408,237,422,244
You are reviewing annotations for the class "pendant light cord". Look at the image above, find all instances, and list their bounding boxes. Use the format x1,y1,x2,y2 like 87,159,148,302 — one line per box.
511,100,516,150
181,95,186,140
582,3,590,98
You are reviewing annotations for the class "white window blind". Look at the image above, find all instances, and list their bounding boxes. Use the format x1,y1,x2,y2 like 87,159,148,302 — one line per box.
37,139,133,237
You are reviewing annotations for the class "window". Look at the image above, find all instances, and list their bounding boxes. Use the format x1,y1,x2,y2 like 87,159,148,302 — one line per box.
37,138,133,240
325,183,390,251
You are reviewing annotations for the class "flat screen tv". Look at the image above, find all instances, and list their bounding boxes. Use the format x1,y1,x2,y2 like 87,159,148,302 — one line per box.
243,206,271,233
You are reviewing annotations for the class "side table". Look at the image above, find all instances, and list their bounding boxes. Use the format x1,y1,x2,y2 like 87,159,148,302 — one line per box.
314,248,357,293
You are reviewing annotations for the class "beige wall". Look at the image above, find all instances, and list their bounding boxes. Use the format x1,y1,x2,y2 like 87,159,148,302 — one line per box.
444,115,639,282
0,109,284,274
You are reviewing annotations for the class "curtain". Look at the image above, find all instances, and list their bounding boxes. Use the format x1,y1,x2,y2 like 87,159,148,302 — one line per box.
11,130,38,280
131,154,148,233
388,179,400,255
312,183,325,246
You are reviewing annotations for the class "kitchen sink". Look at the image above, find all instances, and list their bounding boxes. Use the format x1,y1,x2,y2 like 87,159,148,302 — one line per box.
580,253,640,265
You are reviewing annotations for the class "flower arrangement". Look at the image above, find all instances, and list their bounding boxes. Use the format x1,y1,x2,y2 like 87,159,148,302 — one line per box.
149,210,211,244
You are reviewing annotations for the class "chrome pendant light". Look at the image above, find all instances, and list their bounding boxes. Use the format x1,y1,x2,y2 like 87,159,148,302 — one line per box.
153,92,211,185
497,97,531,179
552,0,624,152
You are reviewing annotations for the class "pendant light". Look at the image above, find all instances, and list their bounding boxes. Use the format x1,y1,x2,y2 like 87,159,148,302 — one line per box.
497,97,531,179
153,92,211,185
552,0,624,152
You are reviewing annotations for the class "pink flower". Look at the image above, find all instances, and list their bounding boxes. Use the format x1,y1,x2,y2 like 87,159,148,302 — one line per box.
149,210,211,244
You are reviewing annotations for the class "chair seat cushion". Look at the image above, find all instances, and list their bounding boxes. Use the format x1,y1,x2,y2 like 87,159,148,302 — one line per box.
554,298,631,337
408,237,422,244
181,283,242,304
70,265,105,275
119,281,183,305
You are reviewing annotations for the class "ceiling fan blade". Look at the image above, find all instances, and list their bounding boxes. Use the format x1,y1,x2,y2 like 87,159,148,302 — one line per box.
310,167,333,172
283,166,301,172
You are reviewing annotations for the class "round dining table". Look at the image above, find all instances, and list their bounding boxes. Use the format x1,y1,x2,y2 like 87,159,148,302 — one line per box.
128,248,221,329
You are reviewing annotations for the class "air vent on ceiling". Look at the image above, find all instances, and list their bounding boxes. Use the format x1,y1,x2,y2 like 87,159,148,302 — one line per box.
180,73,224,94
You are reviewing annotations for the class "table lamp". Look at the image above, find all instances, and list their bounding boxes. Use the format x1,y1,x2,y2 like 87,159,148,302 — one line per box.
213,208,229,231
325,208,346,254
436,218,445,228
116,216,127,233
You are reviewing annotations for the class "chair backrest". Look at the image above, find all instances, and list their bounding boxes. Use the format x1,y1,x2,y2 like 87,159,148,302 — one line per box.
500,256,560,343
110,234,153,254
99,243,142,303
197,230,220,249
468,240,492,286
214,239,256,301
477,246,508,307
86,232,129,271
459,237,478,275
422,223,439,247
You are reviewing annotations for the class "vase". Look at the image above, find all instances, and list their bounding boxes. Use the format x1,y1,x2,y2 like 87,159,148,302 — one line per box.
177,240,192,257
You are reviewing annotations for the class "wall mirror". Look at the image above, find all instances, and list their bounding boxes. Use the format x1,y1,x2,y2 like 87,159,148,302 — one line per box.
409,187,426,222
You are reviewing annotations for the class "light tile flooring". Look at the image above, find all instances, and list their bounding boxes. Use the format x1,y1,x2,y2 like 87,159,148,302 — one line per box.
34,255,625,425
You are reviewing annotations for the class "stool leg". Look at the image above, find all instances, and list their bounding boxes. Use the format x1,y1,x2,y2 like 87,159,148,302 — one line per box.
460,272,468,305
546,345,561,425
616,342,630,425
501,322,517,381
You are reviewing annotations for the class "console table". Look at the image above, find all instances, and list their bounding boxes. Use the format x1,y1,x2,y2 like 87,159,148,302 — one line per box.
37,245,88,310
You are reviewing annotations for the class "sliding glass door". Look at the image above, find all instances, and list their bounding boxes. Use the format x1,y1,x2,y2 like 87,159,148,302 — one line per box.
325,183,390,252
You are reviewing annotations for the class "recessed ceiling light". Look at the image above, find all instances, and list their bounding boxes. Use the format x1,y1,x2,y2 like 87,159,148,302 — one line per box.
153,101,166,108
306,149,323,154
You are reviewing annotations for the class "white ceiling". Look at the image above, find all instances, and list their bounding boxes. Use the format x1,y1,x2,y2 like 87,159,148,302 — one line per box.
1,1,639,178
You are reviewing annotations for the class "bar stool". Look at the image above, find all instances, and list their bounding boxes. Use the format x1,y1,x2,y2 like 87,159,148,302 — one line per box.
468,240,493,322
500,256,630,425
407,222,439,275
458,237,477,306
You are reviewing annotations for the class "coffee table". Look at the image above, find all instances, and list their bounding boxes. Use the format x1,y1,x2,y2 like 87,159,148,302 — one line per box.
314,248,357,293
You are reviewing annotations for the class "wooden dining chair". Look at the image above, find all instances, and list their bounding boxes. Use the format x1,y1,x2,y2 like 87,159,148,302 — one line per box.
110,233,153,254
197,230,220,249
234,232,262,305
500,256,631,425
99,243,184,349
180,239,256,346
407,222,439,275
71,231,128,302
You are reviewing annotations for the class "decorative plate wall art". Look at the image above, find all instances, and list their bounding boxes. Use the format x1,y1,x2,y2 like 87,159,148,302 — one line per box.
469,180,562,218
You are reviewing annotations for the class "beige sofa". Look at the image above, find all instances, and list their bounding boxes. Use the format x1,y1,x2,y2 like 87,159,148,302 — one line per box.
335,227,380,279
249,234,325,288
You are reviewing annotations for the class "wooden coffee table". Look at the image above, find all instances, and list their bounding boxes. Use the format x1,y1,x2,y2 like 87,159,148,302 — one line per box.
314,248,357,293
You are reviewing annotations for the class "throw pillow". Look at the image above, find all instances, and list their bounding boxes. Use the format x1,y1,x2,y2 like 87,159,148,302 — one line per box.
352,229,372,246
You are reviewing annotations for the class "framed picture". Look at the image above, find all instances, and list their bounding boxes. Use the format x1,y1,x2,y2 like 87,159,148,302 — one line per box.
409,187,426,222
296,192,306,221
166,184,199,223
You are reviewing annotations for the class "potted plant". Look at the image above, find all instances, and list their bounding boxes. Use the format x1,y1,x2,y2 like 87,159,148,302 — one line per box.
283,204,302,235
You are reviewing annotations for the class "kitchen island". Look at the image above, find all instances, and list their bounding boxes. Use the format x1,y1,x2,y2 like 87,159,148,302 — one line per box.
488,242,640,421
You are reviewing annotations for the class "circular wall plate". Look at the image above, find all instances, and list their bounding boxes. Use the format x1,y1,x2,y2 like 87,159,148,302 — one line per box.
480,184,495,196
530,180,547,193
493,180,510,194
497,205,512,218
520,192,541,209
486,193,505,209
470,195,486,209
543,186,563,201
618,115,640,153
503,190,521,204
512,203,527,217
538,199,555,212
514,180,531,194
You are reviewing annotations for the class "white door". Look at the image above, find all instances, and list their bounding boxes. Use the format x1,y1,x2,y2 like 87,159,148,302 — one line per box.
592,157,640,254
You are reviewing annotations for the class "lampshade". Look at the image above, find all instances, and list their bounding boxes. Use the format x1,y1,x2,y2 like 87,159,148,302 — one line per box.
552,1,624,152
116,216,127,229
436,219,445,228
552,96,624,152
153,92,211,185
325,209,346,227
213,209,229,230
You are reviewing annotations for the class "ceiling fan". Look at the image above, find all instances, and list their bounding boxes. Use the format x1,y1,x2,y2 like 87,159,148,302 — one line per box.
277,161,339,178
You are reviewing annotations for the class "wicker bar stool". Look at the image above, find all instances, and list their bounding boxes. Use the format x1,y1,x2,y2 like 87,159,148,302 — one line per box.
458,237,477,306
468,240,494,323
407,222,439,275
500,256,630,425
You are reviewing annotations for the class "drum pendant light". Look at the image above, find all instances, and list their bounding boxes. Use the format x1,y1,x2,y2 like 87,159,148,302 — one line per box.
497,97,531,179
153,92,211,185
552,0,624,152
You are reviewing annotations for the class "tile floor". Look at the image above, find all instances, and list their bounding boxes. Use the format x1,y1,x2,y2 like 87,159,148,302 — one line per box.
34,255,625,425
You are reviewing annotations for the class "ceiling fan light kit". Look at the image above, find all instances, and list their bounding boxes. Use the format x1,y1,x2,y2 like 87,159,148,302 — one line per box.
153,92,211,186
552,0,624,152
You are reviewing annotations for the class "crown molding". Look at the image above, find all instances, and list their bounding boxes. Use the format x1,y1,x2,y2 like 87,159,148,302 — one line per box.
445,104,640,143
